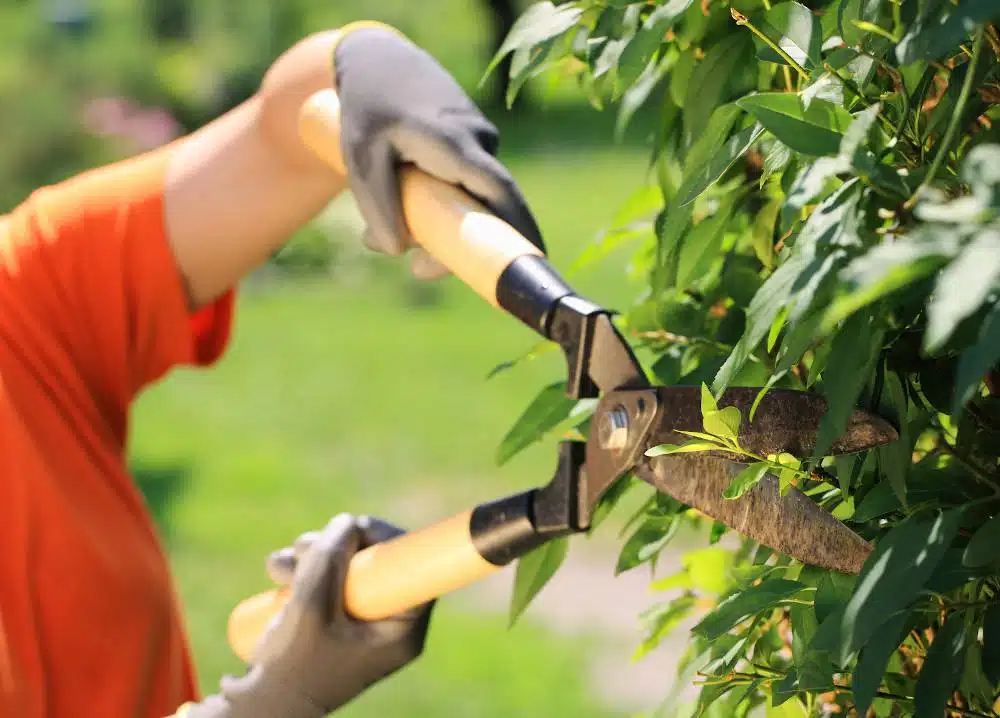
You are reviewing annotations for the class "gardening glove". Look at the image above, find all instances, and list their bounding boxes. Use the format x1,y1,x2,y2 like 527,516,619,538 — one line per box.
331,22,544,280
185,514,435,718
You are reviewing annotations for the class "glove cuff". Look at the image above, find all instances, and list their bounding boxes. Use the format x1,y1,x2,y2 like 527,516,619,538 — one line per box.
329,21,409,90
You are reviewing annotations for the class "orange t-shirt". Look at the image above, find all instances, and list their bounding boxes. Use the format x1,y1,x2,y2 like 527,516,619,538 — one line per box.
0,147,234,718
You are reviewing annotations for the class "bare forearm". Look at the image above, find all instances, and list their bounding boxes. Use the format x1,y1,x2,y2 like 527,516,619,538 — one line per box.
164,30,348,309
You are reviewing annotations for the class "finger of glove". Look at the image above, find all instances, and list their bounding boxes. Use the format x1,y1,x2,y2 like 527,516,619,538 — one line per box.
345,131,411,258
292,513,362,624
265,530,322,586
266,547,297,587
355,514,406,550
391,123,544,252
409,248,451,281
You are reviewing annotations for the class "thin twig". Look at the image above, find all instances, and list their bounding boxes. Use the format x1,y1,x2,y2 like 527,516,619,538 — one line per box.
904,27,986,210
835,687,998,718
937,434,1000,494
731,9,809,81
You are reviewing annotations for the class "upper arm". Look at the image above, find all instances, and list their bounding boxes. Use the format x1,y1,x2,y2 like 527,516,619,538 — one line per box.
0,145,234,434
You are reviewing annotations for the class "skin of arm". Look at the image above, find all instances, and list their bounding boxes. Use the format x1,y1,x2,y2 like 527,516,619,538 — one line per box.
163,30,349,310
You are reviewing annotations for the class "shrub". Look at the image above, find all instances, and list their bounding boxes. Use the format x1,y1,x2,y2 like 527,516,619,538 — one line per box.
494,2,1000,716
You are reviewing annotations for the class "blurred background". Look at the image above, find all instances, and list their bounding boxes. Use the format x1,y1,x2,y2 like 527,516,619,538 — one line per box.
2,1,699,715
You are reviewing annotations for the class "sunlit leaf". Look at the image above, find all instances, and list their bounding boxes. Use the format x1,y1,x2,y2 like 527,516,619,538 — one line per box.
495,382,576,466
924,230,1000,353
509,537,568,626
684,33,753,143
723,462,769,499
676,122,765,207
487,1,583,75
646,439,725,456
839,510,960,663
693,579,809,640
752,1,822,70
962,513,1000,567
737,93,855,156
895,0,1000,63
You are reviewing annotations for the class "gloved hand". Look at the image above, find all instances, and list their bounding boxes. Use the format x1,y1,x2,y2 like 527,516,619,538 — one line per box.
331,23,544,280
187,514,435,718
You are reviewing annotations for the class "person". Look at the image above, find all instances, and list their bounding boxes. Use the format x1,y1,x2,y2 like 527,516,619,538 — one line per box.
0,20,543,718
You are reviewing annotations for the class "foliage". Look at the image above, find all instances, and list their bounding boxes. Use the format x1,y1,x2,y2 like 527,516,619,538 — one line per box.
495,1,1000,716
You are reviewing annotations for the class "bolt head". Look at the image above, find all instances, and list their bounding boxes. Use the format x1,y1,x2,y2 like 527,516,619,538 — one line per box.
598,405,630,451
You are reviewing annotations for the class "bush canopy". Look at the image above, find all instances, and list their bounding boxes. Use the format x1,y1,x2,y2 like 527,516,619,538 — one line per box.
492,2,1000,716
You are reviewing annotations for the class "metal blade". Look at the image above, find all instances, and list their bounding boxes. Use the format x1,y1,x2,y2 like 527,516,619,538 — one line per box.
635,453,872,574
654,386,898,456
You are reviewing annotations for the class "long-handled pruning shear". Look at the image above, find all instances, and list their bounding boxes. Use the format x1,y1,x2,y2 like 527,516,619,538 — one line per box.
227,89,898,662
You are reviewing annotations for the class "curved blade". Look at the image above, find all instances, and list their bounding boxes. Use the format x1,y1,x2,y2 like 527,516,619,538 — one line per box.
655,386,898,456
635,453,872,574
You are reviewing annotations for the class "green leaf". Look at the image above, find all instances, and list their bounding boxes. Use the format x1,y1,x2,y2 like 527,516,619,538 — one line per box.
676,204,733,289
962,513,1000,567
687,546,735,593
982,604,1000,684
616,514,680,574
613,183,665,227
814,572,856,625
789,603,819,668
895,0,1000,64
839,510,961,663
875,370,909,506
925,230,1000,352
617,0,693,89
762,140,793,185
634,594,698,659
701,382,720,414
692,579,809,640
683,104,744,175
815,318,885,460
801,73,844,109
752,1,822,70
823,228,961,333
961,640,995,707
509,537,568,626
783,156,846,221
753,199,780,269
704,406,743,444
645,439,725,456
913,612,968,718
723,462,769,499
684,33,753,143
852,611,910,716
737,93,855,156
953,301,1000,413
715,180,861,394
676,122,765,207
837,102,881,166
495,381,576,466
487,1,582,74
851,481,900,522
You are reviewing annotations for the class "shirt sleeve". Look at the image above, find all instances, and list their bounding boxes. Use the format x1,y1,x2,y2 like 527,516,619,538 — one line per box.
0,144,235,416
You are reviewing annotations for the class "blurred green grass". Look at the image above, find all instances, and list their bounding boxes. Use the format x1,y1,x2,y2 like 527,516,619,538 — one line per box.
130,132,653,717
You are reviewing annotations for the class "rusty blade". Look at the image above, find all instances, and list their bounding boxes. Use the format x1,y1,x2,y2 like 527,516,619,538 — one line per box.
655,386,898,457
634,454,872,574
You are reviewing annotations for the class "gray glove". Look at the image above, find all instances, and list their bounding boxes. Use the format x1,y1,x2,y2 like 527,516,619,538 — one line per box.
333,26,544,279
188,514,435,718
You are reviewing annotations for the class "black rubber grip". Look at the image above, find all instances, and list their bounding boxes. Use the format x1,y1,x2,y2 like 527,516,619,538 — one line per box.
469,492,547,566
495,255,574,336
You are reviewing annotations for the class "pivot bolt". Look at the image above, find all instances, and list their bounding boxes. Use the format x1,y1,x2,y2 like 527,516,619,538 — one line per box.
598,404,630,451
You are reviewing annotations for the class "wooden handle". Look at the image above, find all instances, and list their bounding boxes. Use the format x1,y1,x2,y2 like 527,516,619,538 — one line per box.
227,510,500,662
298,89,543,306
